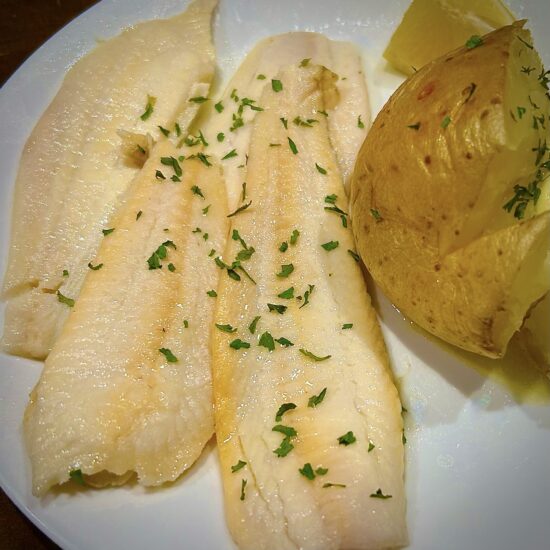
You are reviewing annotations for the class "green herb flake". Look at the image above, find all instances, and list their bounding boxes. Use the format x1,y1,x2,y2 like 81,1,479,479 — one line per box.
160,156,182,177
231,460,247,473
272,425,297,438
258,331,275,351
102,228,115,236
140,95,156,121
183,320,189,328
217,132,225,142
299,58,311,67
191,185,205,199
288,137,298,155
370,488,392,499
517,106,526,119
323,482,346,488
368,441,375,453
321,240,339,251
348,249,360,262
216,323,237,333
267,303,287,314
155,170,166,180
337,431,357,446
279,241,289,252
308,387,327,408
196,152,212,167
370,208,382,222
315,467,328,476
158,125,170,137
189,96,209,104
230,339,251,350
240,478,247,501
257,74,266,80
441,115,451,129
299,284,315,309
318,110,329,117
56,291,75,308
214,101,224,113
275,403,296,422
88,262,103,271
272,79,283,92
325,194,337,204
227,201,252,218
222,149,238,160
276,264,294,278
159,348,178,363
299,349,331,362
277,287,295,299
289,229,300,245
275,337,294,348
342,323,353,330
280,117,288,129
248,316,261,334
357,115,365,129
316,163,327,174
465,35,483,49
69,469,85,485
299,463,315,480
136,210,143,220
62,269,69,277
174,122,181,137
273,437,294,458
207,289,218,297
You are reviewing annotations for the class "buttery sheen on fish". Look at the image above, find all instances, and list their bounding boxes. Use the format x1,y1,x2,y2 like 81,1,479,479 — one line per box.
25,141,228,496
2,0,217,359
212,64,407,550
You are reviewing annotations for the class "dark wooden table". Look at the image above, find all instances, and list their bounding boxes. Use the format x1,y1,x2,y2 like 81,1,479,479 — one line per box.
1,3,99,547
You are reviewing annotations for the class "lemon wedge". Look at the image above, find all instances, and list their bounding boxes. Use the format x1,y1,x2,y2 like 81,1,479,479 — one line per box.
384,0,515,75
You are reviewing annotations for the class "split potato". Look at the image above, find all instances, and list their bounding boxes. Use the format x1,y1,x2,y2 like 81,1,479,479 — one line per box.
351,22,550,358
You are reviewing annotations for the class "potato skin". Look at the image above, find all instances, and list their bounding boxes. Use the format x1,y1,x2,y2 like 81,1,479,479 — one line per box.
351,22,550,358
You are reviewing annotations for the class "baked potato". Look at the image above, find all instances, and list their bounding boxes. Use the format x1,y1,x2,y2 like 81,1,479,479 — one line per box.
351,21,550,358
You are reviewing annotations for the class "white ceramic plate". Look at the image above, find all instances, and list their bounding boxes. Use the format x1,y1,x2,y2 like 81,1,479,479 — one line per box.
1,1,549,549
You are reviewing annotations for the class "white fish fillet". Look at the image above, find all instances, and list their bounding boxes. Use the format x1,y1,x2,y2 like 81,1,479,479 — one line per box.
2,0,217,359
212,64,406,550
200,32,370,210
24,140,228,496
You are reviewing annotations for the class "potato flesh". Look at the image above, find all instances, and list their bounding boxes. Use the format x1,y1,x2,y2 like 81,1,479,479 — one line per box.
1,0,217,359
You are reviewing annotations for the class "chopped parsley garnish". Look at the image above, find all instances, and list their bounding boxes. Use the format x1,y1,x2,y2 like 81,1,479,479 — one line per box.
323,483,346,488
316,467,328,476
222,149,238,160
299,58,311,67
318,110,328,117
140,95,156,121
183,320,189,328
267,303,287,314
191,185,205,199
280,117,288,129
293,116,318,127
441,115,451,129
308,387,327,408
321,240,339,251
57,291,74,307
158,125,170,137
257,74,266,80
230,339,251,350
299,349,331,362
217,132,225,142
277,287,295,299
231,460,247,473
248,316,261,334
189,96,209,103
342,323,353,329
407,122,421,130
161,156,183,177
241,181,247,201
69,469,85,485
208,249,216,257
368,441,375,452
337,431,356,446
88,262,103,271
207,289,217,297
272,79,283,92
273,437,294,458
259,331,275,351
315,163,327,174
202,205,211,215
276,264,294,278
465,35,483,49
275,403,296,422
288,137,298,154
503,179,542,219
275,337,294,347
240,478,247,501
136,210,143,220
299,284,314,309
62,269,69,277
272,425,297,437
279,242,288,252
357,115,365,129
230,113,244,132
325,194,337,204
370,208,382,222
102,228,115,236
171,175,181,183
370,488,392,499
196,152,212,167
289,229,300,245
174,122,181,136
227,201,252,218
147,240,176,270
216,324,237,333
214,101,224,113
348,249,360,262
159,348,178,363
155,170,166,180
299,463,315,480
